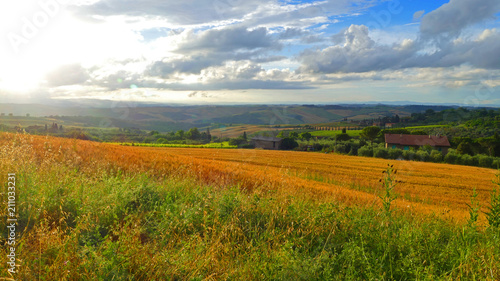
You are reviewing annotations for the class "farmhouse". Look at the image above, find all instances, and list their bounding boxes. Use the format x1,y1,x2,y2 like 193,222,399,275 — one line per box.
251,136,282,150
385,134,451,154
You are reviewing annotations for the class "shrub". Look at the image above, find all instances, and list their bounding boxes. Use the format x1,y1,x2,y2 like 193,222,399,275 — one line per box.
281,137,298,150
373,147,389,159
444,151,459,164
402,150,416,161
358,145,373,157
476,154,493,168
312,143,323,151
336,133,351,141
388,148,403,160
415,150,430,162
334,143,347,154
430,150,443,163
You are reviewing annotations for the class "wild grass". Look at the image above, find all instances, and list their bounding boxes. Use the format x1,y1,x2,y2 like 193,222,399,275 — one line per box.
0,133,499,280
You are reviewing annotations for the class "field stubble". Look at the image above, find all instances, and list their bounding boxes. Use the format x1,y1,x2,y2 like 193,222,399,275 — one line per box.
0,133,499,279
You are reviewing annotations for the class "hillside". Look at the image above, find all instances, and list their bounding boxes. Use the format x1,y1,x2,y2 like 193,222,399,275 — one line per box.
0,103,456,132
1,133,499,279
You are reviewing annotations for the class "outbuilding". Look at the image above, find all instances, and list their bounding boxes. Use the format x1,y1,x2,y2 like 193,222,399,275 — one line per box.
251,137,283,150
385,134,451,154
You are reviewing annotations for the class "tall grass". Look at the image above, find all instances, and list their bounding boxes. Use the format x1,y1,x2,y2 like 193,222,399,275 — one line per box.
0,133,499,279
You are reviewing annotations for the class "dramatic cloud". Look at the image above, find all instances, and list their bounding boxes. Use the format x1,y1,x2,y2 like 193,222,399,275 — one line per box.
44,64,90,87
147,26,282,77
298,25,417,73
420,0,500,37
299,25,500,74
75,0,269,26
1,0,500,105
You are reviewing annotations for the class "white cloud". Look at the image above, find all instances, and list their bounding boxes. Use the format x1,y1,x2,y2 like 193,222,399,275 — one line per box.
420,0,500,38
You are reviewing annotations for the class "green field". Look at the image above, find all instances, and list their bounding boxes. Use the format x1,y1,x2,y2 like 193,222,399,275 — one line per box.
404,125,451,129
310,130,362,137
115,141,237,149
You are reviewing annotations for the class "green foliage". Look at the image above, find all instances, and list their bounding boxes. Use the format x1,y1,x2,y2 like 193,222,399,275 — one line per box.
388,148,403,159
430,150,443,162
373,147,389,159
415,150,430,162
457,142,474,155
299,132,312,141
358,145,373,157
444,149,459,164
228,136,248,146
360,126,381,143
466,188,480,229
186,127,201,140
410,130,427,135
281,137,298,150
380,165,397,217
486,173,500,229
335,133,351,141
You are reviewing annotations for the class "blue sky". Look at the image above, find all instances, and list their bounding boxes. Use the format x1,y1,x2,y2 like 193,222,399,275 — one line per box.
0,0,499,106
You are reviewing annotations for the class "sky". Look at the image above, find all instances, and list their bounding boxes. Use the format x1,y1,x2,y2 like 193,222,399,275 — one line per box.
0,0,499,106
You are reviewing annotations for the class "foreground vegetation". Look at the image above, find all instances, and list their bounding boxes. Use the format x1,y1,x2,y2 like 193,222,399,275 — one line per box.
1,133,500,279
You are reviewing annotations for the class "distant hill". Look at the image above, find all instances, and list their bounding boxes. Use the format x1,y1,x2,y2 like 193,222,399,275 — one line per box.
0,103,459,132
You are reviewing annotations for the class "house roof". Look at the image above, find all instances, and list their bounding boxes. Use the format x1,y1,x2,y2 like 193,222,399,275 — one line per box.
251,137,283,142
384,134,451,147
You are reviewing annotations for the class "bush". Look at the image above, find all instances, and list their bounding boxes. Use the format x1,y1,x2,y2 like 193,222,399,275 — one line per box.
476,154,494,168
334,143,348,154
229,137,247,146
281,137,298,150
402,150,416,161
457,154,473,166
373,147,389,159
312,143,323,151
358,146,373,157
430,150,443,163
336,133,351,141
444,150,459,164
388,148,403,159
415,150,430,162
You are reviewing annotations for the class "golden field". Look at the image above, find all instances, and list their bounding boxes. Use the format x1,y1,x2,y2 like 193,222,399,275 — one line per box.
1,132,496,224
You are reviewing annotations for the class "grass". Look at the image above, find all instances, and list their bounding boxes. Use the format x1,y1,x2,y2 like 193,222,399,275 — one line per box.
1,133,500,279
310,130,362,137
114,141,237,148
404,125,452,129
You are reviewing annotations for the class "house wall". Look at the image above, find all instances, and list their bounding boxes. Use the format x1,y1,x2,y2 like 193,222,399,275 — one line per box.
254,140,281,150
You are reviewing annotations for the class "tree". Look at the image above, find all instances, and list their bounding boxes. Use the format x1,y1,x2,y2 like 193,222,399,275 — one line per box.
360,126,381,144
336,133,351,141
242,131,247,140
289,131,299,139
204,128,212,141
276,131,285,138
457,142,474,155
175,130,185,139
186,127,201,140
299,132,312,141
342,127,347,134
280,137,298,150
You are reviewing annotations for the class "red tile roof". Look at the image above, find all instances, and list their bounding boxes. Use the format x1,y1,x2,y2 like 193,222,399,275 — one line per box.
384,134,450,147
